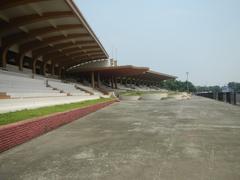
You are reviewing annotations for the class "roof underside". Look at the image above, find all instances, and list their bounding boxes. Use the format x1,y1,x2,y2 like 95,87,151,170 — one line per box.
69,65,176,81
133,71,177,81
71,65,150,77
0,0,108,68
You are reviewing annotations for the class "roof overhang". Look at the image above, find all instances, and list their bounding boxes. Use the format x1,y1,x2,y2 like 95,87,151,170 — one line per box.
70,65,150,77
0,0,108,68
135,70,177,81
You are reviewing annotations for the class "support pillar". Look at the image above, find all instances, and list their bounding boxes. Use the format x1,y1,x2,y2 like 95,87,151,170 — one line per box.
51,63,55,76
120,78,123,85
1,47,8,69
134,79,137,86
110,77,114,89
59,67,62,78
42,62,47,76
97,72,100,87
114,77,117,89
147,81,150,87
91,72,95,88
60,67,65,79
129,78,132,86
18,54,25,71
32,59,37,75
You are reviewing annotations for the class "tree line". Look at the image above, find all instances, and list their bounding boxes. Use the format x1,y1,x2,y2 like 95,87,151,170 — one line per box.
160,80,240,93
159,80,196,92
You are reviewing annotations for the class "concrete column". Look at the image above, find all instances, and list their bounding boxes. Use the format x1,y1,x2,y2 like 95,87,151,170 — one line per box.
60,67,65,79
97,72,101,87
114,77,117,89
110,77,114,89
91,72,95,88
129,78,132,86
42,62,48,76
32,59,37,74
51,63,55,76
120,78,123,85
18,54,25,71
1,47,8,69
134,79,137,85
58,67,61,77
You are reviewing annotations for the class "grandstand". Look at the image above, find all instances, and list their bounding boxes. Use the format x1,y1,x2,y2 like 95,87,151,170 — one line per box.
0,0,175,113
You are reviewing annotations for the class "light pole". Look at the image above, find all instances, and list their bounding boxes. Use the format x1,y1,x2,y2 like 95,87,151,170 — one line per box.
186,72,189,93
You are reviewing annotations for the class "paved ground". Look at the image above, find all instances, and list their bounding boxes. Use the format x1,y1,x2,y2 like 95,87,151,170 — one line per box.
0,96,240,180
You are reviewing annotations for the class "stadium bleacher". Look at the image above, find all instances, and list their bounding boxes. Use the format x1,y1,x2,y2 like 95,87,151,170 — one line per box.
0,70,106,113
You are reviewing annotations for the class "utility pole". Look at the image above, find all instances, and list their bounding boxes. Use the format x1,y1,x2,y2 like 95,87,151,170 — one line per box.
186,72,189,93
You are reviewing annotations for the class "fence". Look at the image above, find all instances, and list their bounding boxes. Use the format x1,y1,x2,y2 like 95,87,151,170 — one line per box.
196,92,240,106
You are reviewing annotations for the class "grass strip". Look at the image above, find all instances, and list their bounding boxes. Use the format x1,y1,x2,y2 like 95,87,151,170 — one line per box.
119,90,164,96
0,98,113,126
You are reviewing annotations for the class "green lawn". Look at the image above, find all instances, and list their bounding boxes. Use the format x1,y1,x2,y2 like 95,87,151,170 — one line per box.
0,98,113,126
119,90,163,96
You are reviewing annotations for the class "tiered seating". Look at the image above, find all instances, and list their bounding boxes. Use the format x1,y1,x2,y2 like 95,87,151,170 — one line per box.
0,70,65,98
0,70,102,113
48,81,89,96
117,84,133,91
75,83,100,95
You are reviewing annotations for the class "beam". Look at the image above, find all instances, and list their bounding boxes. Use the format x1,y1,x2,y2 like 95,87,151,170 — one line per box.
2,24,84,48
0,11,74,34
65,50,102,56
40,50,93,64
32,43,100,61
32,46,81,59
51,54,106,69
52,55,88,64
70,52,103,59
42,52,71,62
58,58,98,68
20,34,92,54
0,0,49,10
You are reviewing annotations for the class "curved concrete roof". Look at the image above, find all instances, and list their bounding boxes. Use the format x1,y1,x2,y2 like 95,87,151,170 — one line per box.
129,70,177,82
0,0,108,69
69,65,150,77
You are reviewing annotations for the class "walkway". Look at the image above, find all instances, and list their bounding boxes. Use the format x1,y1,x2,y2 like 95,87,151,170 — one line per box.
0,97,240,180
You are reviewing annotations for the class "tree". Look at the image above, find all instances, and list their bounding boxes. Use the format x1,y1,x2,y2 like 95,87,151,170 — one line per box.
160,80,196,92
228,82,240,92
196,86,221,93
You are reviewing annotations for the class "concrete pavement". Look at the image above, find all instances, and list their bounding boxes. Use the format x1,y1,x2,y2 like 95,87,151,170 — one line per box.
0,96,240,180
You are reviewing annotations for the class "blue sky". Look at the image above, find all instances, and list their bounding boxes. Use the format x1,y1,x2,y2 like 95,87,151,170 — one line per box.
76,0,240,86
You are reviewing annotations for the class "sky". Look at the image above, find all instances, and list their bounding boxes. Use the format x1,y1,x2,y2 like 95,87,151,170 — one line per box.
75,0,240,86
